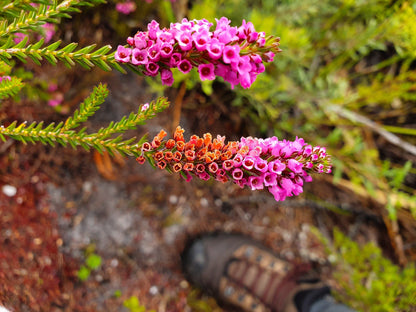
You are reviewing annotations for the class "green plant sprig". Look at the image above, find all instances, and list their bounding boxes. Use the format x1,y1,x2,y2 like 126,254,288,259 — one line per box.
0,76,23,99
0,0,106,37
0,0,50,19
0,37,126,72
0,84,171,157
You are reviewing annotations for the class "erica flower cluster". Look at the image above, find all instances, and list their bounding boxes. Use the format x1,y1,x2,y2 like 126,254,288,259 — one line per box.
115,17,281,88
136,127,331,202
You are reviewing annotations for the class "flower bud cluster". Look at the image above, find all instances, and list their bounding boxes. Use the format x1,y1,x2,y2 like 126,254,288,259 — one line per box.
115,17,281,88
136,126,331,202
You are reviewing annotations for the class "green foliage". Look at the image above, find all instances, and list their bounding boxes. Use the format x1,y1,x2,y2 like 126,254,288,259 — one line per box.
318,228,416,312
0,0,105,36
0,37,125,72
77,251,102,282
187,0,416,220
123,296,156,312
0,75,23,99
0,83,170,156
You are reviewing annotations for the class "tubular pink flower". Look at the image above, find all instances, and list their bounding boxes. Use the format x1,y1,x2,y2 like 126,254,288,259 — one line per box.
198,63,215,81
145,62,159,76
242,155,255,170
193,30,210,51
222,45,240,64
177,32,193,51
148,44,161,62
147,20,160,40
160,43,173,58
287,159,303,173
115,45,131,63
207,38,223,60
249,176,264,190
254,158,268,172
131,48,148,65
178,59,192,74
263,172,277,187
134,32,148,49
170,53,182,67
160,68,174,86
232,168,243,180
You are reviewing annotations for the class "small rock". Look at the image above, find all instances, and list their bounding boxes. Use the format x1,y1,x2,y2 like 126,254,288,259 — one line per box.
2,185,16,197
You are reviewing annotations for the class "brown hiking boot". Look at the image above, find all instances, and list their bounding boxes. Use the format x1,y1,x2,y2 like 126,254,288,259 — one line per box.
181,233,330,312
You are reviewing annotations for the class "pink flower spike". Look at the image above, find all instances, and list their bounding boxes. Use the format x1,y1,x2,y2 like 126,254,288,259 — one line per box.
131,48,148,65
198,63,215,81
178,59,192,74
223,45,240,64
115,45,131,63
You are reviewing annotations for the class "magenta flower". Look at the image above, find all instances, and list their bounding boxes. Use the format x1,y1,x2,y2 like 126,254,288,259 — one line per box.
177,32,193,51
193,30,210,51
160,43,173,58
115,45,131,63
178,59,192,74
40,23,55,43
145,62,159,76
148,44,161,62
160,69,174,86
207,38,224,60
0,76,11,82
222,45,240,64
131,49,148,65
170,53,182,67
249,176,264,190
116,1,136,14
198,63,215,81
13,32,27,44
